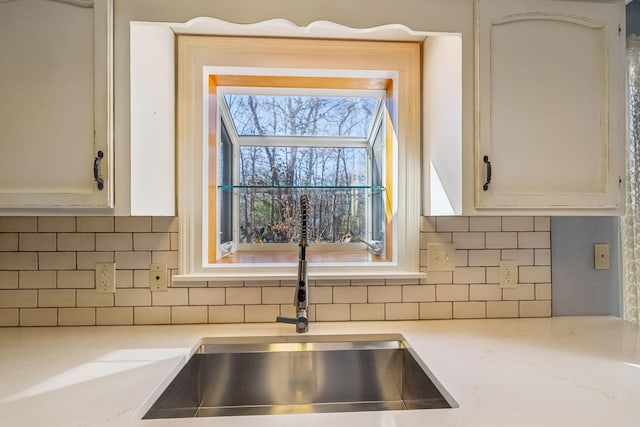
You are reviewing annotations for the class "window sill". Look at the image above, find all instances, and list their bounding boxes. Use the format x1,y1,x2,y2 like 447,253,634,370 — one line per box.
173,269,426,284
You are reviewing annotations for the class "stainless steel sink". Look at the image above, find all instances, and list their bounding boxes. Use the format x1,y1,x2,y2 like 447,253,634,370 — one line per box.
143,334,456,419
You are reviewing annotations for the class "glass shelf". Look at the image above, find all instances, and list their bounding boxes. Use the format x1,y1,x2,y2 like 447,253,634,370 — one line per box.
217,185,385,191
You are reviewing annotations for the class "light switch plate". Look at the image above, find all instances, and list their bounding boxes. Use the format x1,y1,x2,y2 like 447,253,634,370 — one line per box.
149,263,168,292
594,244,609,270
427,243,456,272
499,260,518,289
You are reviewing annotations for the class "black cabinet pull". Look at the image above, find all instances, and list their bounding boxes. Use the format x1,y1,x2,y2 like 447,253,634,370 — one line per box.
94,151,104,191
483,155,492,191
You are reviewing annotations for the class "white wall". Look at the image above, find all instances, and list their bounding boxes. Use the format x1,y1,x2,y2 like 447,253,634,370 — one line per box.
113,0,476,215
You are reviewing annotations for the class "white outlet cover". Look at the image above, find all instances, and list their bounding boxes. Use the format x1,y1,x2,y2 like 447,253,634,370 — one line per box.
149,263,168,292
427,243,456,272
96,262,116,293
499,260,518,289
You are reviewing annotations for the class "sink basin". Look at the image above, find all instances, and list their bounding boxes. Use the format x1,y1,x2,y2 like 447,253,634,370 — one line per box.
143,334,456,419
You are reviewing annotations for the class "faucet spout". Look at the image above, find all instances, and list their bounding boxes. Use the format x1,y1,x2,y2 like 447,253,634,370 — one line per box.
276,194,310,333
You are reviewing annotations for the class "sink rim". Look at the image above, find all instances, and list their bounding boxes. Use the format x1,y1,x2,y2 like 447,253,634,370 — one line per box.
137,333,459,419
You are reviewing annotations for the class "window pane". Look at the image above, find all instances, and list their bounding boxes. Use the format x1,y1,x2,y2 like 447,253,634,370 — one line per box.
224,94,380,138
237,146,369,244
219,121,233,243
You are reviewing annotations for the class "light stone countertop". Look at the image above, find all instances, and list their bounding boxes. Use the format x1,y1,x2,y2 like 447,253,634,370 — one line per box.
0,316,639,427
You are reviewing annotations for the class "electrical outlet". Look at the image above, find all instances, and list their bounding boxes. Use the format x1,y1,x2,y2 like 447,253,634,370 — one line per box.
499,260,518,289
427,243,456,272
149,263,168,292
594,243,609,270
96,263,116,293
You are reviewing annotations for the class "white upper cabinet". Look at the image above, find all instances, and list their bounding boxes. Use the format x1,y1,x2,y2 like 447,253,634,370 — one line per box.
0,0,113,210
475,0,625,213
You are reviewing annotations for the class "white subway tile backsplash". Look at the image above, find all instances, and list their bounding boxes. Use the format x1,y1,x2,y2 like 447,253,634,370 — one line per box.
152,217,179,232
487,301,519,318
469,284,502,301
469,250,500,267
0,308,19,326
402,285,435,302
115,289,151,307
519,266,551,283
503,283,535,301
469,216,502,232
534,249,551,266
39,252,75,270
501,249,534,266
151,251,178,269
368,286,401,303
57,233,94,251
535,283,552,300
57,270,94,289
152,288,188,306
19,271,56,289
226,288,261,305
134,306,170,324
436,284,469,301
114,251,151,269
77,290,113,307
59,308,95,326
20,308,57,326
116,270,133,288
534,216,551,232
0,252,38,270
245,304,279,323
0,271,18,289
436,216,469,232
0,215,551,326
209,305,244,323
1,233,19,251
77,217,114,232
453,301,486,319
19,233,56,251
115,217,151,233
0,290,37,308
423,271,453,285
334,286,368,303
519,300,551,317
453,267,486,284
134,233,170,251
310,286,332,304
96,307,133,325
95,233,132,251
486,232,518,249
518,232,550,249
262,287,295,304
420,217,436,232
189,288,225,305
501,216,534,231
38,217,75,232
419,302,452,319
453,232,485,249
351,303,385,320
315,304,350,321
385,302,419,320
0,217,38,232
76,251,114,270
38,289,75,307
171,306,207,324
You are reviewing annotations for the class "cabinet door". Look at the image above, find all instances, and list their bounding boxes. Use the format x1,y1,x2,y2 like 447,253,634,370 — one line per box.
0,0,113,209
475,0,624,211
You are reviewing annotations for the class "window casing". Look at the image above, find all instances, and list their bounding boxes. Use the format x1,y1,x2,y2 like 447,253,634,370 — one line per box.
176,35,422,280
